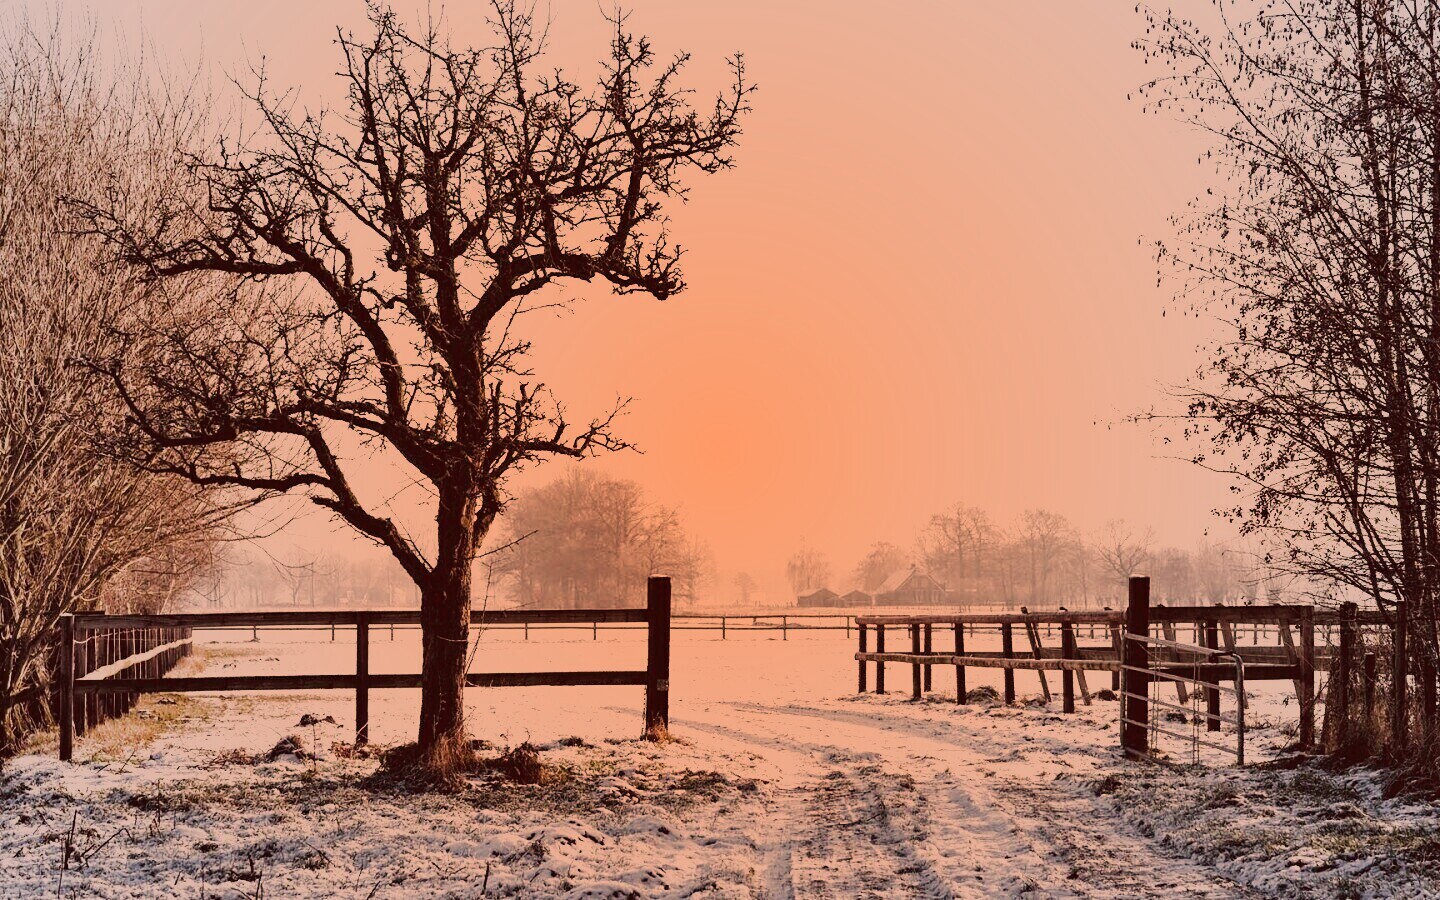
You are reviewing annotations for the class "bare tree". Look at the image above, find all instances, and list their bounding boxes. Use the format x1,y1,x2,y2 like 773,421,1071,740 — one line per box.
785,548,831,597
731,571,757,606
853,542,907,593
1138,0,1440,763
1016,509,1075,605
918,504,992,595
0,20,227,753
494,470,706,608
1095,520,1153,591
80,5,750,777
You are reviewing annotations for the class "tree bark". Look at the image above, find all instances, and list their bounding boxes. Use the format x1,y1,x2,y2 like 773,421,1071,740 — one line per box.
416,483,478,772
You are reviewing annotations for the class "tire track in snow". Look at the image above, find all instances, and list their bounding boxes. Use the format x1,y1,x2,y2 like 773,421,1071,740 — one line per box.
707,700,1260,899
672,711,1045,898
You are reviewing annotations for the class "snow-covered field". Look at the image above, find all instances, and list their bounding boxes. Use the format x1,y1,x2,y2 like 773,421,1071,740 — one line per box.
2,624,1437,898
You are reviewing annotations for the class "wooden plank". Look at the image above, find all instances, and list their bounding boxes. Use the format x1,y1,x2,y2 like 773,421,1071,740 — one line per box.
859,611,1118,626
1021,612,1052,701
855,652,1119,672
1160,619,1190,704
76,670,651,693
76,608,650,630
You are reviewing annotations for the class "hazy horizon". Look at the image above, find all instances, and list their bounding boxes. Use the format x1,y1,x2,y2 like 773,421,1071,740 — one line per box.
41,0,1234,604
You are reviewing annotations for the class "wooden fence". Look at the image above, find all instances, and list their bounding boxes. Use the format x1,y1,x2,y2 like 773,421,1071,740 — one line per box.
59,622,194,755
58,577,673,761
850,577,1392,760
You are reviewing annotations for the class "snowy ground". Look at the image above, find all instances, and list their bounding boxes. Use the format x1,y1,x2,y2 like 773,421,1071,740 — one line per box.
1,624,1437,898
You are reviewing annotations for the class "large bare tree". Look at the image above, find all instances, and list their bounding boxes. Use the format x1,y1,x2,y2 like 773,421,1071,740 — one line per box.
82,4,749,776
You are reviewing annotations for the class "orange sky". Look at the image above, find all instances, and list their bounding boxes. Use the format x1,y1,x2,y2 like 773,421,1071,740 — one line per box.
65,1,1228,601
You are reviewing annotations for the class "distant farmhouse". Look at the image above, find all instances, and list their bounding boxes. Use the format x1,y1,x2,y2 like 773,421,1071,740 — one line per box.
794,571,950,608
873,567,948,606
795,588,840,608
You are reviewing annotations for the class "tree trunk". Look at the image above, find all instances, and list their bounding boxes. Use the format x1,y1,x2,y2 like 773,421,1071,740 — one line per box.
416,481,480,775
417,558,473,770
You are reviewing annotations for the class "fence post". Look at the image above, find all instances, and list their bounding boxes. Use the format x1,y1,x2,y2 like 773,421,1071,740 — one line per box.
1205,620,1221,733
1336,601,1358,752
1001,623,1015,704
644,576,672,737
876,625,886,694
355,613,370,746
1121,576,1151,760
910,624,922,701
1061,621,1075,714
923,623,933,692
721,615,727,641
782,615,788,641
857,623,867,693
1299,606,1315,749
955,621,966,704
59,615,75,762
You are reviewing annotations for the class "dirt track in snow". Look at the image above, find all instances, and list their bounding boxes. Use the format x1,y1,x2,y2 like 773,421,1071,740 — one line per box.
672,697,1259,898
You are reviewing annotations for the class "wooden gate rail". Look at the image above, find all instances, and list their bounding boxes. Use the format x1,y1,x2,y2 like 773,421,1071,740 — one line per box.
59,577,673,761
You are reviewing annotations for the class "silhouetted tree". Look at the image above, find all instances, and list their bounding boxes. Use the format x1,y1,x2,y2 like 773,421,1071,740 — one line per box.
785,548,830,597
82,4,750,778
853,542,907,592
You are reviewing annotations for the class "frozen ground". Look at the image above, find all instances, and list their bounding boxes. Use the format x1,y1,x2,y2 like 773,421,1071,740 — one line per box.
1,624,1437,898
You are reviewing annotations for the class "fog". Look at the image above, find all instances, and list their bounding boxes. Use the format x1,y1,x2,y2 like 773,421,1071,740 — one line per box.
65,0,1236,606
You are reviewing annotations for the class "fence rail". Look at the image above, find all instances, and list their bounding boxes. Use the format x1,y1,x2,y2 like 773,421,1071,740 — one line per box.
58,577,673,761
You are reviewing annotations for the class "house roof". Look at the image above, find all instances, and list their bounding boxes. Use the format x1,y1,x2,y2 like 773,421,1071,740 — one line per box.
875,566,943,595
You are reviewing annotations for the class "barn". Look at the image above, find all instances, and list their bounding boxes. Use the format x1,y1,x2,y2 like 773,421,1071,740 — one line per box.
795,587,840,608
873,567,948,606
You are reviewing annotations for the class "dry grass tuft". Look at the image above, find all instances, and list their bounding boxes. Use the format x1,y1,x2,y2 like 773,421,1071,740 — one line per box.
642,721,677,743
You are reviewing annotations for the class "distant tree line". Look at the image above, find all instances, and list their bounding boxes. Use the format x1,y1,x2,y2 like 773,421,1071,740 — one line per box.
786,506,1260,607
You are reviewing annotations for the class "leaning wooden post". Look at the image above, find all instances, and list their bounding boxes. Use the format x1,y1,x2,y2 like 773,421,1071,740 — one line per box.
1121,576,1151,760
954,621,967,704
857,622,868,693
355,613,370,746
59,615,75,762
910,624,922,701
1001,623,1016,704
1298,606,1316,749
644,576,672,738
